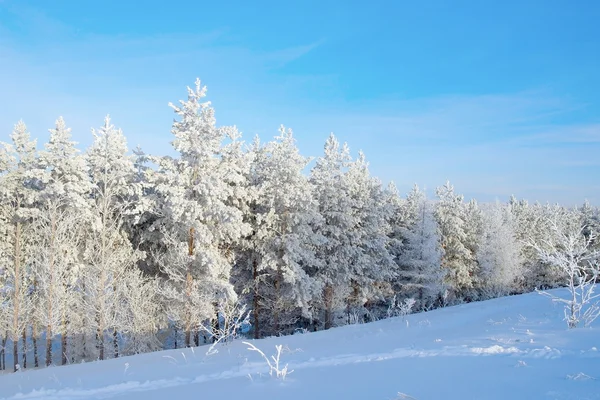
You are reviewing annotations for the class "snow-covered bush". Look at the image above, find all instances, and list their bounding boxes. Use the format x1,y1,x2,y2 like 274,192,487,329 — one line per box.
204,299,251,355
387,296,416,319
243,341,294,380
533,219,600,328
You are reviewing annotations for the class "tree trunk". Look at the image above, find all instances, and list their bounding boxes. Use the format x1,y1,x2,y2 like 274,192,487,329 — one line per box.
211,305,220,343
184,321,191,348
274,267,281,334
60,317,68,365
0,332,8,371
193,329,200,347
47,213,57,367
1,333,6,370
346,280,361,325
185,227,195,348
32,322,39,368
96,314,105,361
13,339,18,372
113,329,119,358
1,332,7,370
13,221,22,372
252,257,260,339
22,329,27,369
45,325,53,367
324,283,334,330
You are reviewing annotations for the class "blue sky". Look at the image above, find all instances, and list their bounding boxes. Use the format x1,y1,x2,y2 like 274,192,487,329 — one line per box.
1,0,599,205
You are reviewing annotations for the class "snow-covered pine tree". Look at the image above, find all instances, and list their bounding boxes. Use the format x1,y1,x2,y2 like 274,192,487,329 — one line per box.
147,80,250,347
507,196,536,291
0,121,41,371
476,202,523,298
579,200,600,250
344,151,395,319
435,181,475,300
309,134,356,329
311,138,395,328
462,199,484,300
393,184,444,310
241,127,323,337
383,181,404,266
122,146,157,275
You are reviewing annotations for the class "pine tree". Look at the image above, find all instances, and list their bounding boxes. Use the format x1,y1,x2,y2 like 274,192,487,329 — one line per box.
344,151,395,319
311,138,394,327
394,185,444,310
579,200,600,250
310,134,356,329
148,80,250,347
241,127,323,337
476,202,523,297
462,199,483,299
435,181,475,299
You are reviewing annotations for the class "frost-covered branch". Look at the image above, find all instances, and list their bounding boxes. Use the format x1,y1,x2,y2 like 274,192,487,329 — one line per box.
531,219,600,328
242,341,293,380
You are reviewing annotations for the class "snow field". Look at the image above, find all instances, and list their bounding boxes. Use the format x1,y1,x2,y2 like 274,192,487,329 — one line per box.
1,289,598,400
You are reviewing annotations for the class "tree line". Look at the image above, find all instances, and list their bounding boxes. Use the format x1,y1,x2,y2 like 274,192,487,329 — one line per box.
1,79,598,372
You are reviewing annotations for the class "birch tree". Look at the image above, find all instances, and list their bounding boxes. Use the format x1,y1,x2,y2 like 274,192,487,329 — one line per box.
33,117,90,366
533,217,600,328
83,116,143,360
0,121,40,371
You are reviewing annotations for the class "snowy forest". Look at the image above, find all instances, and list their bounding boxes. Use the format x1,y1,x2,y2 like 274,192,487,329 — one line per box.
1,79,598,373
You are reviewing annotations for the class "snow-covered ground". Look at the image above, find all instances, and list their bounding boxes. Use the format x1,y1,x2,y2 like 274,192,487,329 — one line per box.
1,289,598,400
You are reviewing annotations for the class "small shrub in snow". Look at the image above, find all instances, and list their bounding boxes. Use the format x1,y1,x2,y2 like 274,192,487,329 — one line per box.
204,300,251,356
387,296,416,319
242,341,293,380
347,310,362,325
532,221,600,328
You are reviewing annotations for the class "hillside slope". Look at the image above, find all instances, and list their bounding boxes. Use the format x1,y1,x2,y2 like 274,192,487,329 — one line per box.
1,289,598,400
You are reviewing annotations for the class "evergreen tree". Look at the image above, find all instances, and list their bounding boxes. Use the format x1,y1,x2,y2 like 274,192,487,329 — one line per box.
310,134,356,329
476,202,523,297
435,181,475,299
241,127,323,337
311,138,394,327
147,80,250,347
394,185,444,310
344,151,395,318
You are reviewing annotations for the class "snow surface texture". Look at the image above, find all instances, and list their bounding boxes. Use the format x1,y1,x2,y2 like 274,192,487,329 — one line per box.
1,289,598,400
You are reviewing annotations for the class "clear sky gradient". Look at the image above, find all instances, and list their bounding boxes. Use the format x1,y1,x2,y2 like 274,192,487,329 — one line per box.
1,0,599,205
